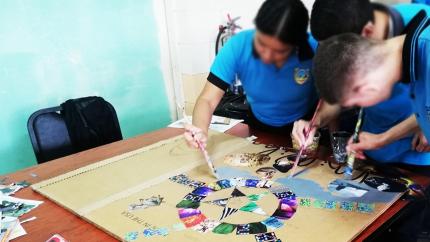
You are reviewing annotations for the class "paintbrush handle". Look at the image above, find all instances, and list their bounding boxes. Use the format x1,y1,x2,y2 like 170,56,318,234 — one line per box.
195,139,219,179
344,108,364,180
289,100,323,178
289,145,305,178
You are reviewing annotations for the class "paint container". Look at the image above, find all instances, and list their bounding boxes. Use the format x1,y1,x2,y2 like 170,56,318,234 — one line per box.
291,131,320,156
330,131,351,164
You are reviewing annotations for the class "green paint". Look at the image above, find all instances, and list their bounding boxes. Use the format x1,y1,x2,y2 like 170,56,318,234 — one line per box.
247,192,269,201
176,200,200,209
0,1,171,175
212,223,236,234
239,202,258,212
248,222,267,234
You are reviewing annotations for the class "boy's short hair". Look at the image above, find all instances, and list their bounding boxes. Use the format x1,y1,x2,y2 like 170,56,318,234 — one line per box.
313,33,381,104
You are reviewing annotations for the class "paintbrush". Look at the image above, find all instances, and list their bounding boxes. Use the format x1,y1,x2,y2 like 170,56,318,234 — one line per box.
344,108,364,180
289,100,323,178
177,103,219,179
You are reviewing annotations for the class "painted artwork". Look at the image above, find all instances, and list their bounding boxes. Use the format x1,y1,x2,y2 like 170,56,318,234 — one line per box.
31,132,406,242
174,177,296,236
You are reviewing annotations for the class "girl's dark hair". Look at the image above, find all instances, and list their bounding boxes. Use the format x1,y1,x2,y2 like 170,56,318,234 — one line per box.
255,0,313,60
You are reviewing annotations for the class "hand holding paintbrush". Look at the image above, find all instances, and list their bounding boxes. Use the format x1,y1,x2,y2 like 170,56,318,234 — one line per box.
289,100,323,178
344,108,364,179
178,104,219,179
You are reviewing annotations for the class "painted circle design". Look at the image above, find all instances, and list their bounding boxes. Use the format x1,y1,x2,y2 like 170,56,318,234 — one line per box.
175,178,297,235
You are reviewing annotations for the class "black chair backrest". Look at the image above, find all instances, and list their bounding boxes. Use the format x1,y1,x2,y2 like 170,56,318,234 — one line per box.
27,97,122,164
27,106,75,163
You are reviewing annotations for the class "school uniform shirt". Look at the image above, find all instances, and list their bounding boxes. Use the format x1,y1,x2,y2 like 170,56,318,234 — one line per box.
362,5,430,165
362,84,430,164
403,10,430,143
412,0,430,5
394,3,430,27
208,29,318,127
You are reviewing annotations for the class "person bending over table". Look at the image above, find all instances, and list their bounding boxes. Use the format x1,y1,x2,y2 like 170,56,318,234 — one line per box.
292,0,430,165
184,0,318,148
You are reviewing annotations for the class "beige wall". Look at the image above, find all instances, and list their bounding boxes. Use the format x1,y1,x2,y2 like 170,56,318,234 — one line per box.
182,73,207,114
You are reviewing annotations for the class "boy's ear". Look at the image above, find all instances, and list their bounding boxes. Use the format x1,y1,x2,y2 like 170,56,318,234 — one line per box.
361,21,375,38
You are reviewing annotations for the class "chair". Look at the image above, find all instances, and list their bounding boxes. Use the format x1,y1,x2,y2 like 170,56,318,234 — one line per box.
27,97,122,164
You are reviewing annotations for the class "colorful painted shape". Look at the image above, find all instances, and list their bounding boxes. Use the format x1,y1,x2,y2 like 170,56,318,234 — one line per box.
299,198,311,207
217,179,233,189
255,232,278,242
325,200,338,210
236,222,267,235
312,199,326,209
213,223,237,234
357,203,375,213
257,180,274,188
176,200,200,209
245,179,260,188
231,188,247,198
183,193,206,202
178,208,201,219
248,192,269,201
125,231,139,241
220,207,239,221
191,186,214,197
272,197,297,220
261,217,284,230
191,219,221,233
181,213,207,228
340,201,356,212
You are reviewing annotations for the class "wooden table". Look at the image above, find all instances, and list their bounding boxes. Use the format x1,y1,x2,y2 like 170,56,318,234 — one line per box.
2,123,429,242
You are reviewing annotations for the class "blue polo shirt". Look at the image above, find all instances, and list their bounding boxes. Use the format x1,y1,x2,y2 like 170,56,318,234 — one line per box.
394,3,430,24
405,11,430,142
362,84,430,164
362,5,430,165
413,0,430,5
208,30,318,127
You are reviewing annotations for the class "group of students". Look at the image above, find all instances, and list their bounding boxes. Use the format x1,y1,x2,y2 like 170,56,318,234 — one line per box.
184,0,430,168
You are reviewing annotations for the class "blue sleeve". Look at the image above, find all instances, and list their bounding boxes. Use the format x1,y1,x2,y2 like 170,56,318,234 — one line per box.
412,0,430,5
416,29,430,141
418,35,430,105
394,3,430,25
209,34,241,89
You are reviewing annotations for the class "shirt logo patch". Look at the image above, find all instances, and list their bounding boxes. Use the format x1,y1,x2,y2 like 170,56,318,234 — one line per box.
294,68,310,85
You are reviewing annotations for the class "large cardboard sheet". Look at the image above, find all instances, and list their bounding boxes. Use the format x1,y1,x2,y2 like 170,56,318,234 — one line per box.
32,131,403,242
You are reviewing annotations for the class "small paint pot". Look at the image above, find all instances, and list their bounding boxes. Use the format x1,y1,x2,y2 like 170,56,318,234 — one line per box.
291,131,320,156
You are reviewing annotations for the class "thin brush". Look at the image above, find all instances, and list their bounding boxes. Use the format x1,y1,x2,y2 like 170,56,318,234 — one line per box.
289,100,323,178
344,108,364,179
177,103,219,179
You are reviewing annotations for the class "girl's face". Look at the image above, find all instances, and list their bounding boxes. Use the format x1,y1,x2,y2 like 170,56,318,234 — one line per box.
254,31,293,67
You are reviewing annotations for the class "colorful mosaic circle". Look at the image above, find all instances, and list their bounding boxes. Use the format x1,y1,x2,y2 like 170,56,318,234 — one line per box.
174,177,297,235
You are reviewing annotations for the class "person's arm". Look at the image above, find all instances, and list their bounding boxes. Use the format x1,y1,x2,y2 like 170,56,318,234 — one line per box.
348,115,420,158
183,82,225,149
292,101,341,147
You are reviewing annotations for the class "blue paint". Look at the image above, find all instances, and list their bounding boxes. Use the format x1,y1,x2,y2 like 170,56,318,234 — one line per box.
216,166,259,180
275,177,398,203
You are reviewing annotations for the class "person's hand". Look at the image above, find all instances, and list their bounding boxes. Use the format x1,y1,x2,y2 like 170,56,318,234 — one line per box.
183,124,208,149
412,131,430,152
347,132,386,159
292,119,318,148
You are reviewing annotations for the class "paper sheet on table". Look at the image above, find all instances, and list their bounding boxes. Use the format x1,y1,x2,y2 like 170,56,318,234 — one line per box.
0,195,43,217
168,115,243,133
0,216,27,241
